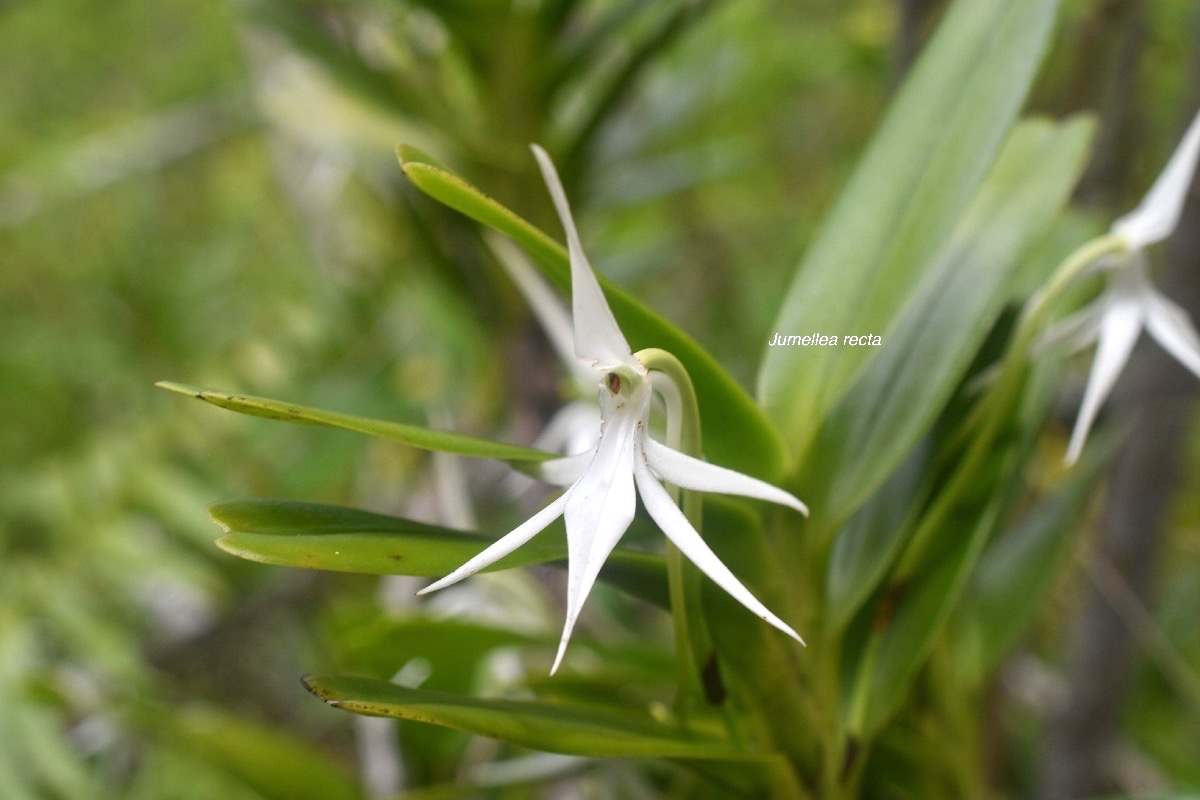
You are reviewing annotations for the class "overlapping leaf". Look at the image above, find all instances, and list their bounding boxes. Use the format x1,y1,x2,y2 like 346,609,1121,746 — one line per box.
209,500,668,608
803,117,1093,533
759,0,1061,462
952,445,1107,683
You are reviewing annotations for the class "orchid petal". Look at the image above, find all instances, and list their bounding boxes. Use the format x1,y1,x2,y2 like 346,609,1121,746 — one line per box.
487,232,597,388
642,437,808,515
538,451,595,487
417,491,570,595
531,401,602,458
633,453,804,644
553,401,642,673
1144,289,1200,380
1112,106,1200,249
1034,302,1107,357
1065,297,1144,465
530,145,637,370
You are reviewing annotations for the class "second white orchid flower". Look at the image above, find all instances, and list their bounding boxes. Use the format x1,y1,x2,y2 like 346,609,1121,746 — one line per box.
1043,107,1200,465
420,146,807,673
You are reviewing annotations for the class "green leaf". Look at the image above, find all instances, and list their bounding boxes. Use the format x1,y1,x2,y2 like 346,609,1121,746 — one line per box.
824,443,929,632
156,381,553,462
341,618,535,684
700,503,818,773
802,117,1094,532
208,500,668,607
303,675,756,762
952,446,1106,683
305,676,804,796
339,617,540,776
396,147,787,481
842,491,1004,739
759,0,1061,460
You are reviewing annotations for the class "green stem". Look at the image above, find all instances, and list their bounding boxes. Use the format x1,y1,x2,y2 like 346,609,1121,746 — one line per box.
896,234,1126,575
636,348,710,722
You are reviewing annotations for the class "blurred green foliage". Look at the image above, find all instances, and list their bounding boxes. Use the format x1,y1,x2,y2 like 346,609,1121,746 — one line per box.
2,0,1199,797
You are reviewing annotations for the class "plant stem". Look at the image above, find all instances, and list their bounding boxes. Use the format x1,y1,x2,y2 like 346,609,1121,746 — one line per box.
637,348,709,724
897,233,1126,575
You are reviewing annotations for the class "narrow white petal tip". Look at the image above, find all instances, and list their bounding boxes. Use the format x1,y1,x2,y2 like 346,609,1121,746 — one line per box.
1112,105,1200,248
763,614,805,645
549,630,573,675
1063,416,1089,468
416,578,449,596
1062,444,1083,468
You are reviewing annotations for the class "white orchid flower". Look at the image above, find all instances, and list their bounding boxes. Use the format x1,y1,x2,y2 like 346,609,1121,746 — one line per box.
1044,107,1200,465
420,145,807,673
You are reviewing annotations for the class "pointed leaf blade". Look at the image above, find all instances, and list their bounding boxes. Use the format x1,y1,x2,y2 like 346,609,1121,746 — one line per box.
805,117,1093,531
952,445,1108,682
208,500,668,606
157,381,553,462
302,676,753,762
759,0,1061,459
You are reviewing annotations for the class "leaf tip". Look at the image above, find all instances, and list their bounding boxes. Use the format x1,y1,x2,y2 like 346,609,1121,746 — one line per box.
155,380,203,398
205,502,236,534
396,143,447,174
301,674,332,702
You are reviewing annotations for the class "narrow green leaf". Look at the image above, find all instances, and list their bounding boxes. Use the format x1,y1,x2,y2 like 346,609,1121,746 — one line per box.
305,675,803,796
341,618,535,684
303,675,754,762
759,0,1061,460
843,492,1003,739
396,147,787,480
156,381,553,462
803,117,1094,532
208,500,668,607
210,499,558,574
824,443,929,632
700,503,818,773
952,446,1106,683
339,617,540,775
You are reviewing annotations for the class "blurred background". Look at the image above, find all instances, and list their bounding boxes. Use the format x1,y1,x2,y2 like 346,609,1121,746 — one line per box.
1,0,1198,797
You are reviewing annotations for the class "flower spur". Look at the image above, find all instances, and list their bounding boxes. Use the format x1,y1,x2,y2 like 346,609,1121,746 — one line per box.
419,146,807,673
